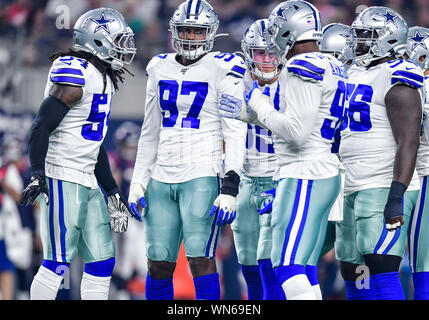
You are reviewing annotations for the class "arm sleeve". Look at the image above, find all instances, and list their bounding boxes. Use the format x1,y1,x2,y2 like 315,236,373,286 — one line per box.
256,76,322,145
94,144,119,196
218,73,247,176
130,74,161,190
28,95,70,175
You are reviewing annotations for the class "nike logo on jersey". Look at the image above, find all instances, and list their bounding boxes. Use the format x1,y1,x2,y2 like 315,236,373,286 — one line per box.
234,81,240,85
405,66,416,70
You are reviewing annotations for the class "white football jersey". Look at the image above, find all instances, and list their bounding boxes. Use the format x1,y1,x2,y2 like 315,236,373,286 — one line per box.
417,76,429,177
132,52,247,188
243,71,284,178
43,56,114,188
256,52,345,180
340,60,424,195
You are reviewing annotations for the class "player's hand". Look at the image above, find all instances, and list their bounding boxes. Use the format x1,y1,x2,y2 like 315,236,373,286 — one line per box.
258,188,276,215
219,93,257,123
108,193,134,233
245,80,270,113
384,197,404,231
209,194,237,226
20,174,49,206
128,182,145,221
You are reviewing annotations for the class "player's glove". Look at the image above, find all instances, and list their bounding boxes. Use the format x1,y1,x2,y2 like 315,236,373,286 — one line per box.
20,174,49,206
245,80,271,113
219,94,257,123
210,170,240,226
210,194,237,226
258,188,276,215
384,181,407,231
128,182,146,221
107,193,134,233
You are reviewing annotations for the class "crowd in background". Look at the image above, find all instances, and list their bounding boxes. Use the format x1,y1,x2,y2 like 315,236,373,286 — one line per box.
0,0,428,300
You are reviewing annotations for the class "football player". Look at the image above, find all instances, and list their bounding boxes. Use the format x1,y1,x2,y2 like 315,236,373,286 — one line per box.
229,19,285,300
406,26,429,300
20,8,139,300
220,0,346,300
128,0,247,300
336,7,423,300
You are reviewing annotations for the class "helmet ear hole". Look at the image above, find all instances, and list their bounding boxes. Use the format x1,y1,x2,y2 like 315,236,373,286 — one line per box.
94,39,103,47
282,31,290,38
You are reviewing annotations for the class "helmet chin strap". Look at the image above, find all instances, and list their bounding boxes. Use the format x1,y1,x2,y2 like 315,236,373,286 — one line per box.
253,66,278,81
110,59,123,70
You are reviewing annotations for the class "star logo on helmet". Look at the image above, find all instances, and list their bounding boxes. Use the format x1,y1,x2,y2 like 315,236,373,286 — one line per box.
383,11,397,26
276,7,286,20
410,30,429,51
91,12,115,34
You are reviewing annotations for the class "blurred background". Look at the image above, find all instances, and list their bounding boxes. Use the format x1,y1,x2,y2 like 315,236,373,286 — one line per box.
0,0,426,300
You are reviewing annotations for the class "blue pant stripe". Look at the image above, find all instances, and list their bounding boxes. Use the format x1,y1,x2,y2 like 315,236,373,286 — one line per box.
413,177,427,268
382,228,401,255
58,180,67,263
206,177,220,258
48,178,56,261
290,180,313,264
280,179,302,266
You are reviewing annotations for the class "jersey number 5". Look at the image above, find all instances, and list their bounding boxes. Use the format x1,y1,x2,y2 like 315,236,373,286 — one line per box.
159,80,208,129
81,93,111,141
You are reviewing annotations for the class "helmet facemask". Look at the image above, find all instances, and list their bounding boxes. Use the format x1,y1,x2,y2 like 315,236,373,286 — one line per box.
242,44,280,81
170,23,218,60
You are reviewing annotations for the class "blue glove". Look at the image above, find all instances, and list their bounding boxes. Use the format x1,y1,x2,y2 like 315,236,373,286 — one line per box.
257,188,276,215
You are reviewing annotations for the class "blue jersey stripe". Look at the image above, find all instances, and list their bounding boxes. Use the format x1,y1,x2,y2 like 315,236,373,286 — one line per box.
231,65,246,75
290,59,325,75
392,70,424,83
226,72,244,79
274,82,280,111
391,78,423,88
58,180,67,263
51,76,85,85
287,67,323,81
48,178,56,262
52,68,83,76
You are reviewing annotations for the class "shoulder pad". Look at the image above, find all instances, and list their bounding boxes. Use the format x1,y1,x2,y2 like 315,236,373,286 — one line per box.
50,56,87,87
146,53,172,74
286,53,326,82
388,59,424,89
213,52,246,79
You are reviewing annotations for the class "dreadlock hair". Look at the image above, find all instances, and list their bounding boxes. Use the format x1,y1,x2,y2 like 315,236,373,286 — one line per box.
49,48,134,93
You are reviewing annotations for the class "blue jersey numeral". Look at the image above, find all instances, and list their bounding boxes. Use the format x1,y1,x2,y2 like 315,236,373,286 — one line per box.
246,124,275,154
81,93,110,141
321,80,346,140
214,53,235,62
159,80,208,129
345,83,373,132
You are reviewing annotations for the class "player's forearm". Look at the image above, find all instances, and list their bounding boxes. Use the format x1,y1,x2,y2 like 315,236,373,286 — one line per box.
392,139,419,186
94,145,119,196
222,119,247,175
28,96,70,175
258,108,313,145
